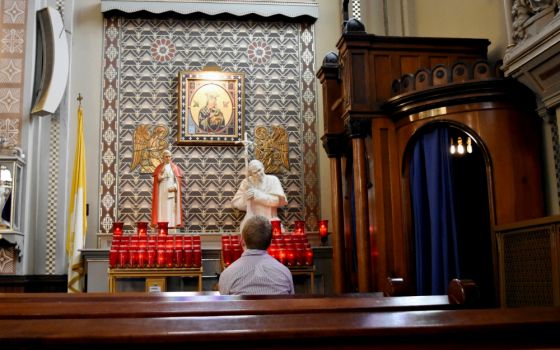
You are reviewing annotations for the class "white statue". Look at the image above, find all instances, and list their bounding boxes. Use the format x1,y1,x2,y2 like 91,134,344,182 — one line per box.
151,150,184,228
232,159,287,232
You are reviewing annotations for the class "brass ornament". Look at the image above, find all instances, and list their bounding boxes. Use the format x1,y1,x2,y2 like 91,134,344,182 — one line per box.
131,124,169,173
254,125,289,174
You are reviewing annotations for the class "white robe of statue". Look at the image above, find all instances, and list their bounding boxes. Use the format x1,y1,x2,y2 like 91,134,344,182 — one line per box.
158,163,177,227
232,160,287,232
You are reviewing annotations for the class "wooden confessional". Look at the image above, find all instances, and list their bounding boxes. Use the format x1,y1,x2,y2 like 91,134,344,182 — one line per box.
317,19,544,302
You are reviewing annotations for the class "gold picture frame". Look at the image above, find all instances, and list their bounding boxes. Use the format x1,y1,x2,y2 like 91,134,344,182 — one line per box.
178,70,244,145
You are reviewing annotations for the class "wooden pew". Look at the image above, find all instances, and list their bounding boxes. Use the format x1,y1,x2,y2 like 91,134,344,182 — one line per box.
0,295,558,350
0,293,456,319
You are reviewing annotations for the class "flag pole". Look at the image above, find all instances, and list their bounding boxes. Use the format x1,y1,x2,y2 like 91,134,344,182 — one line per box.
67,93,87,293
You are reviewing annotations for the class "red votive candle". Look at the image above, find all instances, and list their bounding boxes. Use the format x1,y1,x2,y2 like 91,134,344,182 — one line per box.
294,220,305,235
109,249,118,268
318,219,329,244
112,222,124,236
147,249,156,267
305,248,314,266
223,243,232,266
193,246,201,268
157,221,168,236
165,249,174,268
271,219,282,236
137,250,146,268
157,249,166,267
296,247,304,266
278,248,287,265
137,221,149,236
175,249,184,267
129,249,138,267
287,250,295,267
184,246,193,268
118,250,129,268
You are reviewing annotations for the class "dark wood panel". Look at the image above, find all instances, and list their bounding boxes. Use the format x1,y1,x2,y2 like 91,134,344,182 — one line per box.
0,298,558,350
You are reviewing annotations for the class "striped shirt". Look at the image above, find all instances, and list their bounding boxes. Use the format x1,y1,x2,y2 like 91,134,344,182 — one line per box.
219,249,294,295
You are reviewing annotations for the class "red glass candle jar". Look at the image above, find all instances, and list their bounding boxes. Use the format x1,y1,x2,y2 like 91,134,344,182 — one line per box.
287,250,295,267
305,248,314,266
118,250,129,268
137,250,146,268
175,249,184,267
147,249,156,267
278,248,287,265
192,247,201,268
157,221,168,236
137,221,149,236
318,219,329,245
184,246,193,268
165,249,174,268
271,219,282,236
129,249,138,267
156,249,166,267
112,222,124,236
294,220,305,235
109,249,118,268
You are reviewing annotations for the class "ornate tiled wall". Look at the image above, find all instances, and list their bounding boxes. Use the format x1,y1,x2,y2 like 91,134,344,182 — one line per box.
0,0,25,274
100,16,319,234
0,0,26,145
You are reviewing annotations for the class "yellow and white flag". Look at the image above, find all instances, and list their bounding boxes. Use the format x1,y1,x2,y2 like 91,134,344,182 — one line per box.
66,102,87,293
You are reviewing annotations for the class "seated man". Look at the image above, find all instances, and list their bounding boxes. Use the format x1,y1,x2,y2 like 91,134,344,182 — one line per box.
231,159,287,233
219,215,294,295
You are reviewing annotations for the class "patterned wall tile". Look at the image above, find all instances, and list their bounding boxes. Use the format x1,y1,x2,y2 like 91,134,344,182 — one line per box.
0,0,26,147
0,87,20,113
0,58,22,83
100,15,319,234
0,118,18,145
3,0,25,24
1,28,24,54
0,246,15,274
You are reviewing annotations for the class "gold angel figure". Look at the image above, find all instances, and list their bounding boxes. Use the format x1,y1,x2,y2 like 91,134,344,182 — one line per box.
131,124,169,173
254,125,289,174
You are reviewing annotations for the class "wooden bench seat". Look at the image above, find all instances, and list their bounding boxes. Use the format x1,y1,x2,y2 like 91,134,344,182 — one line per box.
0,293,456,319
0,302,558,349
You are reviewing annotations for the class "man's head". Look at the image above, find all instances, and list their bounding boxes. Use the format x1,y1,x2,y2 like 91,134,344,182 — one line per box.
242,215,272,250
162,150,172,164
247,159,265,183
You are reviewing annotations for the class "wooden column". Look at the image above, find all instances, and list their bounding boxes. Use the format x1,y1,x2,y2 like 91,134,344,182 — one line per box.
322,134,347,293
348,119,372,292
317,53,349,292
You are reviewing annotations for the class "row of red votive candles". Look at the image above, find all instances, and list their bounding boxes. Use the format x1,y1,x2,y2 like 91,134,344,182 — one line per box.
268,234,313,267
221,234,314,267
109,235,202,268
221,235,243,267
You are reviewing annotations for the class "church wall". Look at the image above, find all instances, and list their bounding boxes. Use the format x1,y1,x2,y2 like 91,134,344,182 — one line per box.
69,0,103,249
405,0,507,64
313,1,342,231
360,0,507,65
97,12,320,236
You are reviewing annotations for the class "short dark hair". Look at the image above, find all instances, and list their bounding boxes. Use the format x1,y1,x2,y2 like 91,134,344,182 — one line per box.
242,215,272,250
